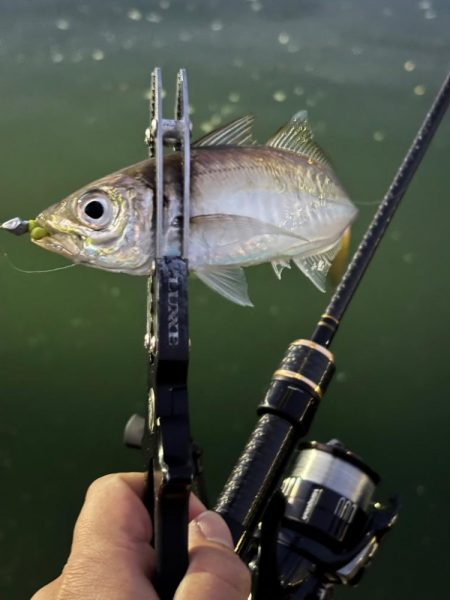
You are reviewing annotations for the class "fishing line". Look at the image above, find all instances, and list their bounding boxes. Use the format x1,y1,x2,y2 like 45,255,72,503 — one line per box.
354,199,382,206
2,251,77,274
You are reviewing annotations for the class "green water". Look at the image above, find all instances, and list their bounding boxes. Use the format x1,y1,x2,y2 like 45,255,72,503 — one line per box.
1,0,449,598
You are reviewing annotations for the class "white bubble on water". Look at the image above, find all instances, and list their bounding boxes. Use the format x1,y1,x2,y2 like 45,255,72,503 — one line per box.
200,121,214,133
220,104,234,116
127,8,142,21
211,20,223,31
56,18,70,31
278,32,290,45
92,49,105,61
294,85,304,96
351,45,363,55
228,92,240,103
414,84,426,96
159,0,170,9
273,90,287,102
210,114,222,127
51,51,64,63
424,9,436,19
251,2,262,12
373,130,385,142
404,60,416,72
146,12,162,23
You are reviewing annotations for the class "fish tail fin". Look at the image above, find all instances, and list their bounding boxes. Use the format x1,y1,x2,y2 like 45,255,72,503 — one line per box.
328,227,351,286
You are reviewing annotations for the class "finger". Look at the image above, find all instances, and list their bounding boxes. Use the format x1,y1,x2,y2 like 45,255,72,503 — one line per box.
189,492,207,520
175,511,251,600
57,472,156,600
75,472,151,549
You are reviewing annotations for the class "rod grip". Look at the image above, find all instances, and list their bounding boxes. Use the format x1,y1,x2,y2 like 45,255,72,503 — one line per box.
215,341,334,555
215,412,297,550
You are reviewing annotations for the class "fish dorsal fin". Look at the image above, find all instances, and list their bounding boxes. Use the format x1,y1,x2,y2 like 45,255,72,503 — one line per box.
192,115,256,147
195,266,254,307
266,110,331,167
292,239,342,292
271,259,291,280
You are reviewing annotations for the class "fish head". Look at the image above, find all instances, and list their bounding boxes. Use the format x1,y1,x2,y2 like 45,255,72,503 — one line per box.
32,170,153,275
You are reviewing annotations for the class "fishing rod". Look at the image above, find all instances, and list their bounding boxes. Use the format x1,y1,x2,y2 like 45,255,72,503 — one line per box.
215,69,450,596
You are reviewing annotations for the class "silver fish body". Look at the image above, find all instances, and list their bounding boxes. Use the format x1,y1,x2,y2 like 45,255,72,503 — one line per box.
32,113,357,306
188,146,353,267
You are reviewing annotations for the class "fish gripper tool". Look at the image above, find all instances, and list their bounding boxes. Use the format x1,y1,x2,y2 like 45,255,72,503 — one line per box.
124,67,193,599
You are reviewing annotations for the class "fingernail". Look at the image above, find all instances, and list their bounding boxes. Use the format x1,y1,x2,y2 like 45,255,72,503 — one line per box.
193,510,234,549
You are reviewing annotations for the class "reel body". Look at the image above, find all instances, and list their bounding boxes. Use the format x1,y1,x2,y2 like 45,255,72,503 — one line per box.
252,440,398,599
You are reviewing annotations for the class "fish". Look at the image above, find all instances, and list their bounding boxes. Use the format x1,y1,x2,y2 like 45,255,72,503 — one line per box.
25,111,357,306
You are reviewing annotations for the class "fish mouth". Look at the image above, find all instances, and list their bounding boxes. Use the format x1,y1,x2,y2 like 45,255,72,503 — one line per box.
32,231,82,261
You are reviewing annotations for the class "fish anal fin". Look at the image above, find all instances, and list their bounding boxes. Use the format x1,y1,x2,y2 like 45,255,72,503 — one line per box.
192,115,256,148
266,110,331,168
271,259,291,280
292,239,342,292
194,265,253,307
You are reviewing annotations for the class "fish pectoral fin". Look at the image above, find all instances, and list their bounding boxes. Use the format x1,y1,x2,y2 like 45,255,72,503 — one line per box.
191,214,309,242
195,266,254,307
192,115,256,147
272,259,291,280
292,239,342,292
266,110,331,168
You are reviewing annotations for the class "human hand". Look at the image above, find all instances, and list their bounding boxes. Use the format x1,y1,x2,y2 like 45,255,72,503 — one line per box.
32,473,250,599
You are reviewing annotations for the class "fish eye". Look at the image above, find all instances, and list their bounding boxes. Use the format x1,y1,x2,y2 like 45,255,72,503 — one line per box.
84,200,105,219
78,193,113,228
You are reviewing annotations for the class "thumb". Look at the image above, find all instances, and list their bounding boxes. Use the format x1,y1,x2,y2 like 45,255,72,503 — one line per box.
175,511,251,600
